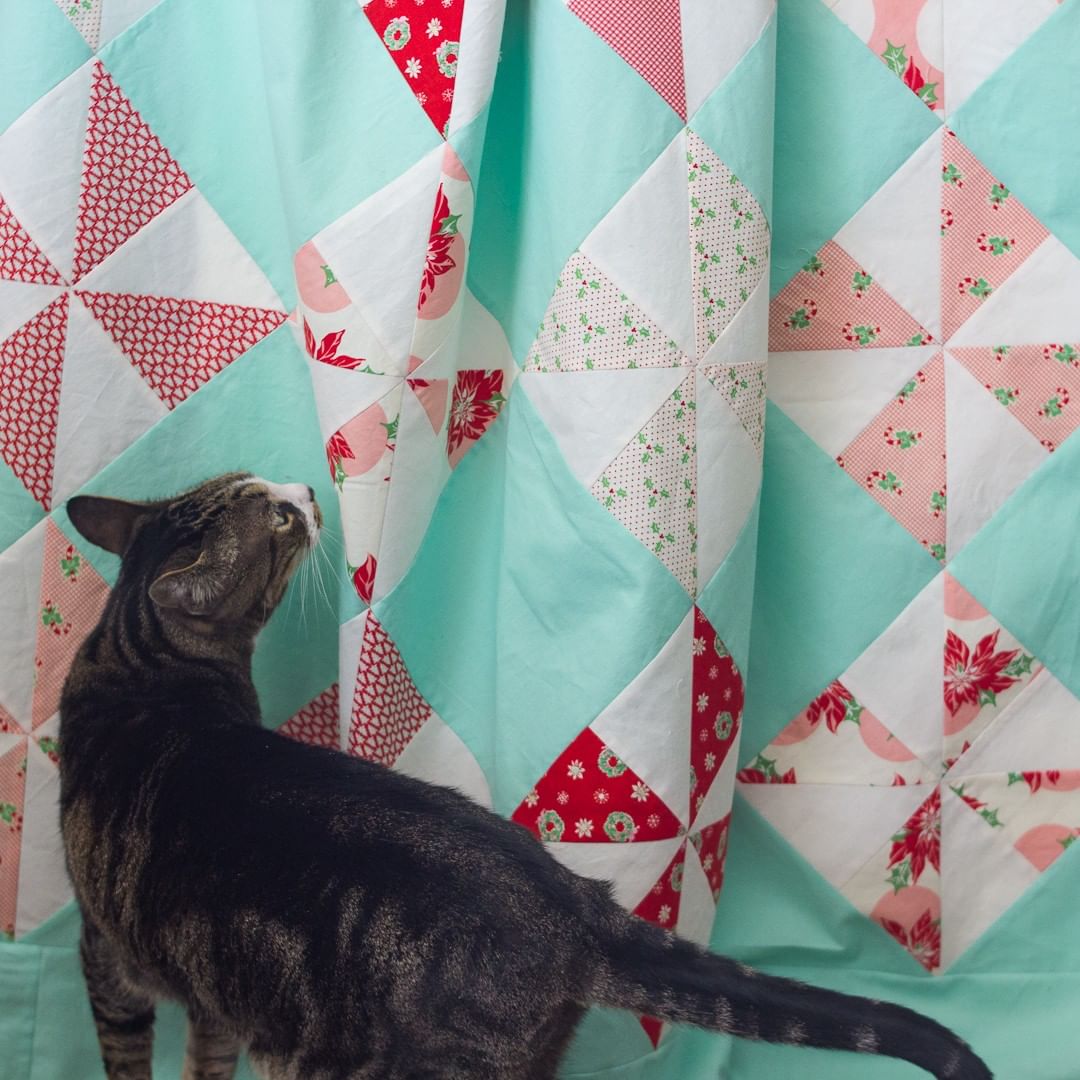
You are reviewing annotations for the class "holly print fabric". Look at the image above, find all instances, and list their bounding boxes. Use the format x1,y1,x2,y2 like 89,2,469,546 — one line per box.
2,1,1080,1077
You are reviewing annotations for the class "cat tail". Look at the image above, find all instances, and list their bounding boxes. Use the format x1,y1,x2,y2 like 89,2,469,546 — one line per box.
589,915,991,1080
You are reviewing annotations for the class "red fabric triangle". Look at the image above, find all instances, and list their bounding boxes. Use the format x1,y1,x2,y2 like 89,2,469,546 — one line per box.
690,607,743,822
568,0,686,119
279,685,340,750
0,294,68,509
0,197,63,285
362,0,465,137
76,290,285,409
72,62,194,282
350,614,432,766
512,725,682,843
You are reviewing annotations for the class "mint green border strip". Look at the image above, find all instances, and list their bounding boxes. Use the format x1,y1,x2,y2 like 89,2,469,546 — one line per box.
100,0,439,307
377,384,691,816
769,0,939,296
467,0,683,363
949,429,1080,703
688,15,776,221
741,404,938,763
950,2,1080,262
0,0,90,134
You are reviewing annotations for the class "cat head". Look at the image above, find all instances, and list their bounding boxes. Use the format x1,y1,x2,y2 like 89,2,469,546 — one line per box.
66,473,321,632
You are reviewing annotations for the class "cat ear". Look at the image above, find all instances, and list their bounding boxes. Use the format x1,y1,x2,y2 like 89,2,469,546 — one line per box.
148,555,229,616
66,495,150,556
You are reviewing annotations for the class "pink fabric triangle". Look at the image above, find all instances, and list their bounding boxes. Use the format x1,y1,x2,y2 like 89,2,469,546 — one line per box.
568,0,687,119
76,290,285,409
408,377,449,434
0,294,69,509
32,520,111,729
72,62,194,282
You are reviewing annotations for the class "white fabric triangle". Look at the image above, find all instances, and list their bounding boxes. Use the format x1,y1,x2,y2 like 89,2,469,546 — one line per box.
950,670,1080,778
0,521,47,729
948,235,1080,347
518,368,686,489
548,836,685,911
592,609,693,823
580,129,694,355
691,729,742,833
740,782,931,892
681,0,774,120
834,128,942,341
698,270,768,368
0,60,93,283
944,352,1046,556
52,297,168,504
939,784,1039,969
675,842,716,948
371,383,451,604
77,188,282,310
767,346,935,458
840,572,945,772
306,363,398,445
412,289,516,382
14,742,71,936
396,712,493,810
695,366,761,586
338,611,369,747
314,146,443,372
0,282,62,343
448,0,503,138
945,0,1060,114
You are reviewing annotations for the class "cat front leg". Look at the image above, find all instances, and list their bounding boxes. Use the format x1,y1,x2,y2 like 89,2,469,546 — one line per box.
79,917,156,1079
181,1017,242,1080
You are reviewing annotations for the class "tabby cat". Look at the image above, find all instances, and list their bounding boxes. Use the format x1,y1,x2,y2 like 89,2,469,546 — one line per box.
59,473,991,1080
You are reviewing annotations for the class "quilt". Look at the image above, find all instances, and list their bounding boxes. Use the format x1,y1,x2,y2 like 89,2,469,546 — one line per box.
0,0,1078,1076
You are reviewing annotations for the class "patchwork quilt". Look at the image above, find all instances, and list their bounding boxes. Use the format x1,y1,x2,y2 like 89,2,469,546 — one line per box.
1,0,1078,1076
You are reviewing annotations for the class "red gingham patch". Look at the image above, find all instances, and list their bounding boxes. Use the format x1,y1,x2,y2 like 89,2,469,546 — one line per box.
769,240,932,352
941,130,1049,339
838,353,946,559
951,344,1080,452
568,0,687,119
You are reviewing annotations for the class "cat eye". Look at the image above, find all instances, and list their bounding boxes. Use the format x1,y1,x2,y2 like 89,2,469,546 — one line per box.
272,507,294,529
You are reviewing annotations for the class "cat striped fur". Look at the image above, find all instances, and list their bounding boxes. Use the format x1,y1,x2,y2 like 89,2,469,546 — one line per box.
58,473,992,1080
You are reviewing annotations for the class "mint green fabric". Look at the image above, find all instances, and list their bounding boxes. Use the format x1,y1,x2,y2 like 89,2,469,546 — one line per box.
2,1,1078,1078
769,0,938,295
